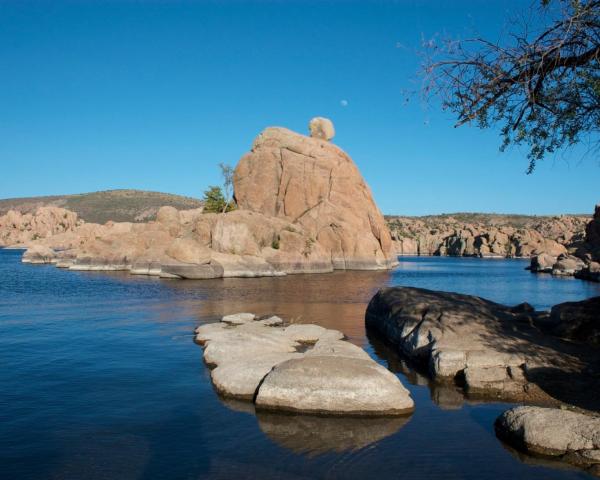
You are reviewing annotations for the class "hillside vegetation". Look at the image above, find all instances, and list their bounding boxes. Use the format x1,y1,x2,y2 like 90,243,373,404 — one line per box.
0,190,203,224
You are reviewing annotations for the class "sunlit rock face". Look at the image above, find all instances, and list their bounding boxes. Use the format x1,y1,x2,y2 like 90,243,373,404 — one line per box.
233,125,397,271
18,120,398,278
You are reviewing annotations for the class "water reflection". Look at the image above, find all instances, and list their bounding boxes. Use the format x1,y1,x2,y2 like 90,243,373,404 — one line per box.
257,412,411,456
220,398,411,455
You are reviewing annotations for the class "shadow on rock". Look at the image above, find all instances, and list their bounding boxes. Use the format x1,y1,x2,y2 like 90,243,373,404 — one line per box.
256,411,411,456
525,365,600,412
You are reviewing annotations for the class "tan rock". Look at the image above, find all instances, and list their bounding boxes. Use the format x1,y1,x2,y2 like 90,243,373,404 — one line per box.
308,117,335,141
233,126,397,270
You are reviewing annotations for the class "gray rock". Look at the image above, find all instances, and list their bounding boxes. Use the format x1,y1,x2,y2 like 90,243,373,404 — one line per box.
282,324,344,343
529,253,557,272
210,352,302,399
160,261,224,279
552,254,586,276
543,296,600,346
365,286,595,402
495,406,600,472
196,313,414,416
221,312,256,325
255,355,414,416
22,245,57,264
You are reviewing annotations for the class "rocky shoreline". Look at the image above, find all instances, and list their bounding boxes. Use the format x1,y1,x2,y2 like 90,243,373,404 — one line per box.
365,286,600,474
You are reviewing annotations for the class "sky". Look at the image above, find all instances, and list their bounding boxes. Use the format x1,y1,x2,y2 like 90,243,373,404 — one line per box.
1,0,599,216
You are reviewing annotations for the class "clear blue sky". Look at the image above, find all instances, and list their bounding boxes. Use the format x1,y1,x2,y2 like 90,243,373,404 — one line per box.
1,0,599,215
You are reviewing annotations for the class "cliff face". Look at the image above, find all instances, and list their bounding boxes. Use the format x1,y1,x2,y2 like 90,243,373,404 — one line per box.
387,214,590,258
234,127,396,270
15,119,398,278
0,207,79,247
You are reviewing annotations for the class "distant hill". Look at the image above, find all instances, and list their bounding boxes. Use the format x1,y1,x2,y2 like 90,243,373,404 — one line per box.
384,212,591,228
0,190,203,224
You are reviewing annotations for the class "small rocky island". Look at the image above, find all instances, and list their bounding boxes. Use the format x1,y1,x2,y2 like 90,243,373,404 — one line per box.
13,118,397,278
195,313,414,416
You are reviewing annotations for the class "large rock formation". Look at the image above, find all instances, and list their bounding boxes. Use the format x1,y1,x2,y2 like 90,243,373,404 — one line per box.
388,215,587,258
365,286,600,403
495,406,600,475
15,119,397,279
195,313,414,416
0,207,79,247
233,125,396,270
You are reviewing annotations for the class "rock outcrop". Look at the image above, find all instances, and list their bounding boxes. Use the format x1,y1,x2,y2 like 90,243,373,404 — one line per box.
15,119,397,279
388,214,588,259
536,296,600,346
0,207,79,247
365,286,600,403
233,125,397,270
195,313,415,416
529,205,600,282
495,406,600,475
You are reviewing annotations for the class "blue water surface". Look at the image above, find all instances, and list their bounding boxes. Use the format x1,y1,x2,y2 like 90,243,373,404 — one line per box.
1,249,598,480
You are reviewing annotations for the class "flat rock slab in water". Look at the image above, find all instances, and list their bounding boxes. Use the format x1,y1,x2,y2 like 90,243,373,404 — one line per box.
495,406,600,475
365,286,600,404
195,314,414,416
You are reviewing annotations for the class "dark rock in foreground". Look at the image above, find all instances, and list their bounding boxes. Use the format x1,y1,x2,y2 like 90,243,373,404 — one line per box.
496,406,600,476
366,286,600,404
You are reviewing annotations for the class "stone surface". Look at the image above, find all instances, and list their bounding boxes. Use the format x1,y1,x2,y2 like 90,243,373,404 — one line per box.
233,126,397,271
552,254,586,276
255,355,415,416
365,286,598,402
195,313,414,416
0,207,79,247
22,245,57,264
537,296,600,346
495,406,600,473
308,117,335,141
529,252,557,272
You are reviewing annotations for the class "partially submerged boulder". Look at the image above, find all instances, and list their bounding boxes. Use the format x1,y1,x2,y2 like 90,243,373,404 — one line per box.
195,314,414,416
365,286,596,402
495,406,600,475
255,355,414,416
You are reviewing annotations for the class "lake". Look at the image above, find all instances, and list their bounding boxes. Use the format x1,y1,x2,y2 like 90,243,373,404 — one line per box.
1,250,599,479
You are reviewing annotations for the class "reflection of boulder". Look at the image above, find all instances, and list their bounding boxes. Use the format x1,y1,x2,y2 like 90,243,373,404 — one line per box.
257,411,411,456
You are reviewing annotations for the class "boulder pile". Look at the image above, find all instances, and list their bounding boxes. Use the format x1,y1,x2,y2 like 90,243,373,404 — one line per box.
529,204,600,282
195,313,415,416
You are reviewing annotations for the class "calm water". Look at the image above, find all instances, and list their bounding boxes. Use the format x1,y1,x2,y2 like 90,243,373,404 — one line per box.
1,250,599,480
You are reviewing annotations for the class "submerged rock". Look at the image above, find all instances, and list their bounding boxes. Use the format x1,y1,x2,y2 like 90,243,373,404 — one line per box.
495,406,600,475
195,313,414,416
